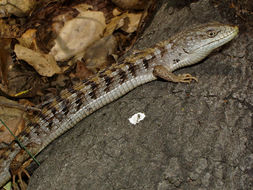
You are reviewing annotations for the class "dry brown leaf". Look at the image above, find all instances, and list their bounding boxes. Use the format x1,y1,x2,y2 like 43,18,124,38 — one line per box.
104,13,127,36
14,44,61,77
51,6,84,35
74,61,93,80
0,38,12,85
112,8,122,16
105,12,142,36
0,96,26,144
111,0,148,10
0,59,43,98
18,29,38,50
0,19,21,38
121,12,142,33
18,98,35,107
49,9,106,61
0,38,42,98
82,35,117,72
0,0,37,17
50,74,69,89
73,3,93,12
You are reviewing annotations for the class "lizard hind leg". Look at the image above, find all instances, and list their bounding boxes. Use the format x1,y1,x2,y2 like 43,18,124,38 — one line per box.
12,159,32,190
153,65,198,83
10,142,40,190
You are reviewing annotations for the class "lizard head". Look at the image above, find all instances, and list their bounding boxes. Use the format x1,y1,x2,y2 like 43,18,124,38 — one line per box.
166,22,239,71
182,22,238,54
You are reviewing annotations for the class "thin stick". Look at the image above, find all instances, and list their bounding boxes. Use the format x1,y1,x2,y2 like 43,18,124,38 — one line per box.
0,102,41,112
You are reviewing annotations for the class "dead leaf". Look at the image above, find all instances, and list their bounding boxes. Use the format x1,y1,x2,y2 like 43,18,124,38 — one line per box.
0,96,26,144
0,38,12,85
111,0,148,10
0,57,43,98
49,9,106,61
74,61,93,80
14,44,61,77
82,35,117,73
18,29,38,50
104,12,127,36
104,12,142,36
0,39,43,98
112,8,122,16
0,0,37,17
121,12,142,33
0,19,21,38
73,3,93,12
51,7,82,35
50,74,70,88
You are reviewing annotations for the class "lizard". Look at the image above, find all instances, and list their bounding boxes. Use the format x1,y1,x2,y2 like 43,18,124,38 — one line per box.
0,22,238,188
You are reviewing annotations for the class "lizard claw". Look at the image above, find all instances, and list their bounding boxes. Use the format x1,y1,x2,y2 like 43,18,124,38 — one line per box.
177,74,198,83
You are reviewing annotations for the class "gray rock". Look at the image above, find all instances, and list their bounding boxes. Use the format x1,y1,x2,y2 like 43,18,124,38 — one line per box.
28,0,253,189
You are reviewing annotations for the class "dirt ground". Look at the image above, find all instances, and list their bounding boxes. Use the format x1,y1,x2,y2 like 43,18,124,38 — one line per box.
27,0,253,189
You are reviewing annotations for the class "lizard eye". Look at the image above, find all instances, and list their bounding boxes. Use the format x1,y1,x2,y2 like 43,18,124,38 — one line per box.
206,30,218,38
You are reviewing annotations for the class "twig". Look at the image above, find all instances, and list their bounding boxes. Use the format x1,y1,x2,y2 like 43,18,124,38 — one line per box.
0,102,41,112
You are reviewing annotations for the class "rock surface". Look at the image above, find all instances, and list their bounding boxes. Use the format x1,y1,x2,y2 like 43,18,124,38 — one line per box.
28,0,253,189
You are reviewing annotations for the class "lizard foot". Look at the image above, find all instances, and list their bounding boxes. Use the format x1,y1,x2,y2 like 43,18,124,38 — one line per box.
174,73,198,83
10,142,40,189
153,65,198,83
12,159,32,190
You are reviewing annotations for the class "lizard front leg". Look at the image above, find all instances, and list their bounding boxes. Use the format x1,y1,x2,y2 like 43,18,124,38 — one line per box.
153,65,198,83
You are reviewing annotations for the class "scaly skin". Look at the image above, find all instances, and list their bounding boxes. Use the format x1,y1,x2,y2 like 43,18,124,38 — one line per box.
0,22,238,187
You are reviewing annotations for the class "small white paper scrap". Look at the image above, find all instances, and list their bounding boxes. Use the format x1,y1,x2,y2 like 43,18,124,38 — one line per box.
128,112,146,125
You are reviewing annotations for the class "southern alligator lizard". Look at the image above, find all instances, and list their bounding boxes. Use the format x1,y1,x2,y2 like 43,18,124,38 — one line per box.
0,22,238,188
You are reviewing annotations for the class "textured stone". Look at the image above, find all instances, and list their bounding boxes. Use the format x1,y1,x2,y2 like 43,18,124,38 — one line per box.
28,0,253,189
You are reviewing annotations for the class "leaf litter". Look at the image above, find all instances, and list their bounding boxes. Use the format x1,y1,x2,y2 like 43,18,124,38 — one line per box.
0,0,156,188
